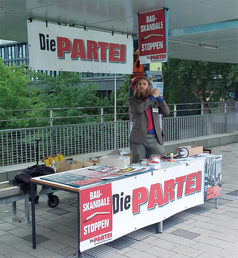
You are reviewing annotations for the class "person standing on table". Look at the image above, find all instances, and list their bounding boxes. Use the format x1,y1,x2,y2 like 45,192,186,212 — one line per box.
128,76,170,163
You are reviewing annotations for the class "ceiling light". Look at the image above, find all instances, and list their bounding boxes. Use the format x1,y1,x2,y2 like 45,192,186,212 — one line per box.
169,39,197,46
198,44,218,50
169,39,218,50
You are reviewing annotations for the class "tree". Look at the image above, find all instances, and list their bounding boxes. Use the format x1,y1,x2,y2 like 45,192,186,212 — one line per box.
31,71,111,124
0,59,41,129
163,59,234,113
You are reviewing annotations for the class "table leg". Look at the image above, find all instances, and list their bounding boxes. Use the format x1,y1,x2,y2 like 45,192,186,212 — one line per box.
12,201,17,221
215,197,218,209
156,221,163,234
25,193,30,224
31,182,36,249
78,192,82,257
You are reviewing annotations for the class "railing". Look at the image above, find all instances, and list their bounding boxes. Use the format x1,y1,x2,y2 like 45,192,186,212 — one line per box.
0,102,237,166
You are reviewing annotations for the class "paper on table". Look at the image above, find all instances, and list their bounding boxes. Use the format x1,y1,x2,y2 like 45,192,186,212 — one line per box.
120,151,129,155
196,153,214,157
174,156,197,163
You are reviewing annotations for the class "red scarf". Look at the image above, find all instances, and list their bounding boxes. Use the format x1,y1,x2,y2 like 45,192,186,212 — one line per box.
147,107,153,131
144,99,153,131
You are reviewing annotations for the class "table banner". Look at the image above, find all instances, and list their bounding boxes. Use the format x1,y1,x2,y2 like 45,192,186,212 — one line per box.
80,159,205,251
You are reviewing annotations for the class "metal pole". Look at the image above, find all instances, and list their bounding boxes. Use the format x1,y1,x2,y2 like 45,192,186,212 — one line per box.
101,107,104,123
34,138,41,165
50,109,54,154
174,104,177,140
78,192,82,257
224,102,227,132
156,221,163,233
31,182,36,249
201,103,204,136
114,74,117,149
215,197,218,209
101,107,104,151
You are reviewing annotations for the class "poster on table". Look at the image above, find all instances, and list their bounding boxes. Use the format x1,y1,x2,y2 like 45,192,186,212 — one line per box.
138,9,168,64
146,71,164,130
27,20,133,74
79,159,205,252
203,154,222,201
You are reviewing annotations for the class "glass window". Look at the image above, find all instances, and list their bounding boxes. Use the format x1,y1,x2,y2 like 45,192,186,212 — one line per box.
23,44,26,57
12,46,15,59
18,46,22,58
8,46,11,59
26,44,29,57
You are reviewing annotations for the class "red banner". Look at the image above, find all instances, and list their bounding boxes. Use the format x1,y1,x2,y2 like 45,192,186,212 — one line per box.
80,184,113,242
138,9,167,64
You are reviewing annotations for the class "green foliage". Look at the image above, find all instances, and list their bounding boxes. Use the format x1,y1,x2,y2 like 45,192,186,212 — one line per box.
2,56,238,130
0,59,34,128
0,60,30,109
31,71,112,125
163,59,234,106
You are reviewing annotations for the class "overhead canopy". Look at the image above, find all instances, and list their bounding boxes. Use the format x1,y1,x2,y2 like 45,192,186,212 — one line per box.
1,0,238,63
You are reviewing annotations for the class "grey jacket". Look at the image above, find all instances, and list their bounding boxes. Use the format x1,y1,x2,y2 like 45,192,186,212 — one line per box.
129,96,170,144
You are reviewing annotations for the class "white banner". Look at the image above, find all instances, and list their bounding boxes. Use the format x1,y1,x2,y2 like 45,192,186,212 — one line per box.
27,20,133,74
80,159,205,251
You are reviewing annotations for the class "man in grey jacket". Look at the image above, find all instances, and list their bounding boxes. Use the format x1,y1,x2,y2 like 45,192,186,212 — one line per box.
129,76,170,163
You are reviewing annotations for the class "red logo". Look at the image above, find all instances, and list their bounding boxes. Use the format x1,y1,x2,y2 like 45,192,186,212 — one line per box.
80,184,112,241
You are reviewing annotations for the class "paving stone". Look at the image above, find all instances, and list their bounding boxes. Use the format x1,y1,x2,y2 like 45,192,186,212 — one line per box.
106,236,137,250
194,235,223,246
84,244,117,257
145,245,176,258
46,207,70,215
56,246,78,257
172,245,204,257
28,246,65,258
0,243,19,255
191,242,224,254
21,233,50,244
125,249,162,258
150,238,179,250
227,189,238,196
171,228,200,240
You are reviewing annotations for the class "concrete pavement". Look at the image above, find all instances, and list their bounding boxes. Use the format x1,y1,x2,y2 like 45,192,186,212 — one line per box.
0,138,238,258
